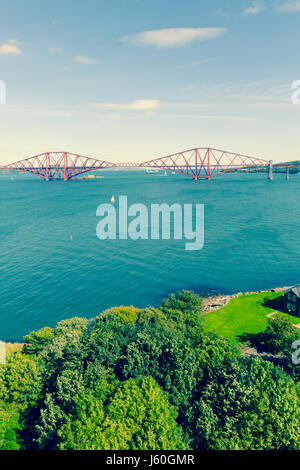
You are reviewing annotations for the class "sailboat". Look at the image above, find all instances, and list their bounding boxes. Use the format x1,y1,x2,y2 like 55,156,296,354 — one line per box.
110,195,115,203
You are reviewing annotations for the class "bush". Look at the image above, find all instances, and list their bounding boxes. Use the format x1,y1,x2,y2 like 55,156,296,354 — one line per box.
23,327,54,355
255,316,299,354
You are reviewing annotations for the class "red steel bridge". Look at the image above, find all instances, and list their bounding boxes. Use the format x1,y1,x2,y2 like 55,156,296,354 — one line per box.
0,148,271,181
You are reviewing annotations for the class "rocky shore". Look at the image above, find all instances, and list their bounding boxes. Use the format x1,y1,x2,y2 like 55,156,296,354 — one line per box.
202,286,290,313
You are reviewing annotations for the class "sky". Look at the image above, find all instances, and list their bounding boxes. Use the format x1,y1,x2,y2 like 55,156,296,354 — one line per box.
0,0,300,164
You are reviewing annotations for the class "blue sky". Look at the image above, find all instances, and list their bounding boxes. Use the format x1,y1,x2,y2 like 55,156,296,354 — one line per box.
0,0,300,163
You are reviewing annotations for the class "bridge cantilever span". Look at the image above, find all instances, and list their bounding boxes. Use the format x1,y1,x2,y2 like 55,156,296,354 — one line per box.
2,151,117,181
1,148,269,181
141,148,268,180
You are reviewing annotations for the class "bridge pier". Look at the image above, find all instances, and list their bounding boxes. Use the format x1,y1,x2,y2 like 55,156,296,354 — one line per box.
286,166,290,180
268,160,273,180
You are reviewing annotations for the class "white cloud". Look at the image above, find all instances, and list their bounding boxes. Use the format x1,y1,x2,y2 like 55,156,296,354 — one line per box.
73,55,98,64
95,99,161,111
277,1,300,12
49,47,64,53
0,39,22,56
243,3,264,15
122,27,227,49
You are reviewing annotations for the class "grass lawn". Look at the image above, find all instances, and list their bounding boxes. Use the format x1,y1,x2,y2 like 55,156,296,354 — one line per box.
203,291,288,344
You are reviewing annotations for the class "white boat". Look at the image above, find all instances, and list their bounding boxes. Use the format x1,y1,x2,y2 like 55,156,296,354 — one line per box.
110,195,115,203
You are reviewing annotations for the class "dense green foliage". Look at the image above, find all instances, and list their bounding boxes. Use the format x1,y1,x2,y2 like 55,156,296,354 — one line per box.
23,327,54,355
58,376,187,450
0,291,299,450
255,316,299,354
252,316,300,382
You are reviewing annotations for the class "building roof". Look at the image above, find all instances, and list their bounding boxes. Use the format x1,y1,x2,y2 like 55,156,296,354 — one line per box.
285,285,300,297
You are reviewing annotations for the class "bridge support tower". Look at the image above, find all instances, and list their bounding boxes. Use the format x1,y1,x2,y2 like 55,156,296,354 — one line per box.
268,160,273,180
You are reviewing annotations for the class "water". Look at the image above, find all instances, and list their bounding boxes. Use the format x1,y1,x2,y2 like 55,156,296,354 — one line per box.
1,170,300,341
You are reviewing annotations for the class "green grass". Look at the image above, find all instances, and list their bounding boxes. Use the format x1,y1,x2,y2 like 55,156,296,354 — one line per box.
203,291,288,344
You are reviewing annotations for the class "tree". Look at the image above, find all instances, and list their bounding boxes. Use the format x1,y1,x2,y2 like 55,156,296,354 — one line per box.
189,357,300,450
104,377,188,450
120,308,200,414
160,291,204,342
160,290,204,322
58,377,188,450
85,310,137,371
30,318,89,448
41,317,89,394
255,316,299,354
101,306,140,324
2,353,42,404
23,327,54,355
0,403,21,450
0,355,42,450
57,369,118,450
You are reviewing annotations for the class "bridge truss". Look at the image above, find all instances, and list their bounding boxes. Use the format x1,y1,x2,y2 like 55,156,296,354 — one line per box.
1,148,269,180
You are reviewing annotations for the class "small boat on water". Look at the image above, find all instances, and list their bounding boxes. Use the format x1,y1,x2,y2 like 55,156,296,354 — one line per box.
111,195,115,203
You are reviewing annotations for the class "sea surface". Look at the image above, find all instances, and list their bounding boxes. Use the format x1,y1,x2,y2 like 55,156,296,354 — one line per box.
1,170,300,341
